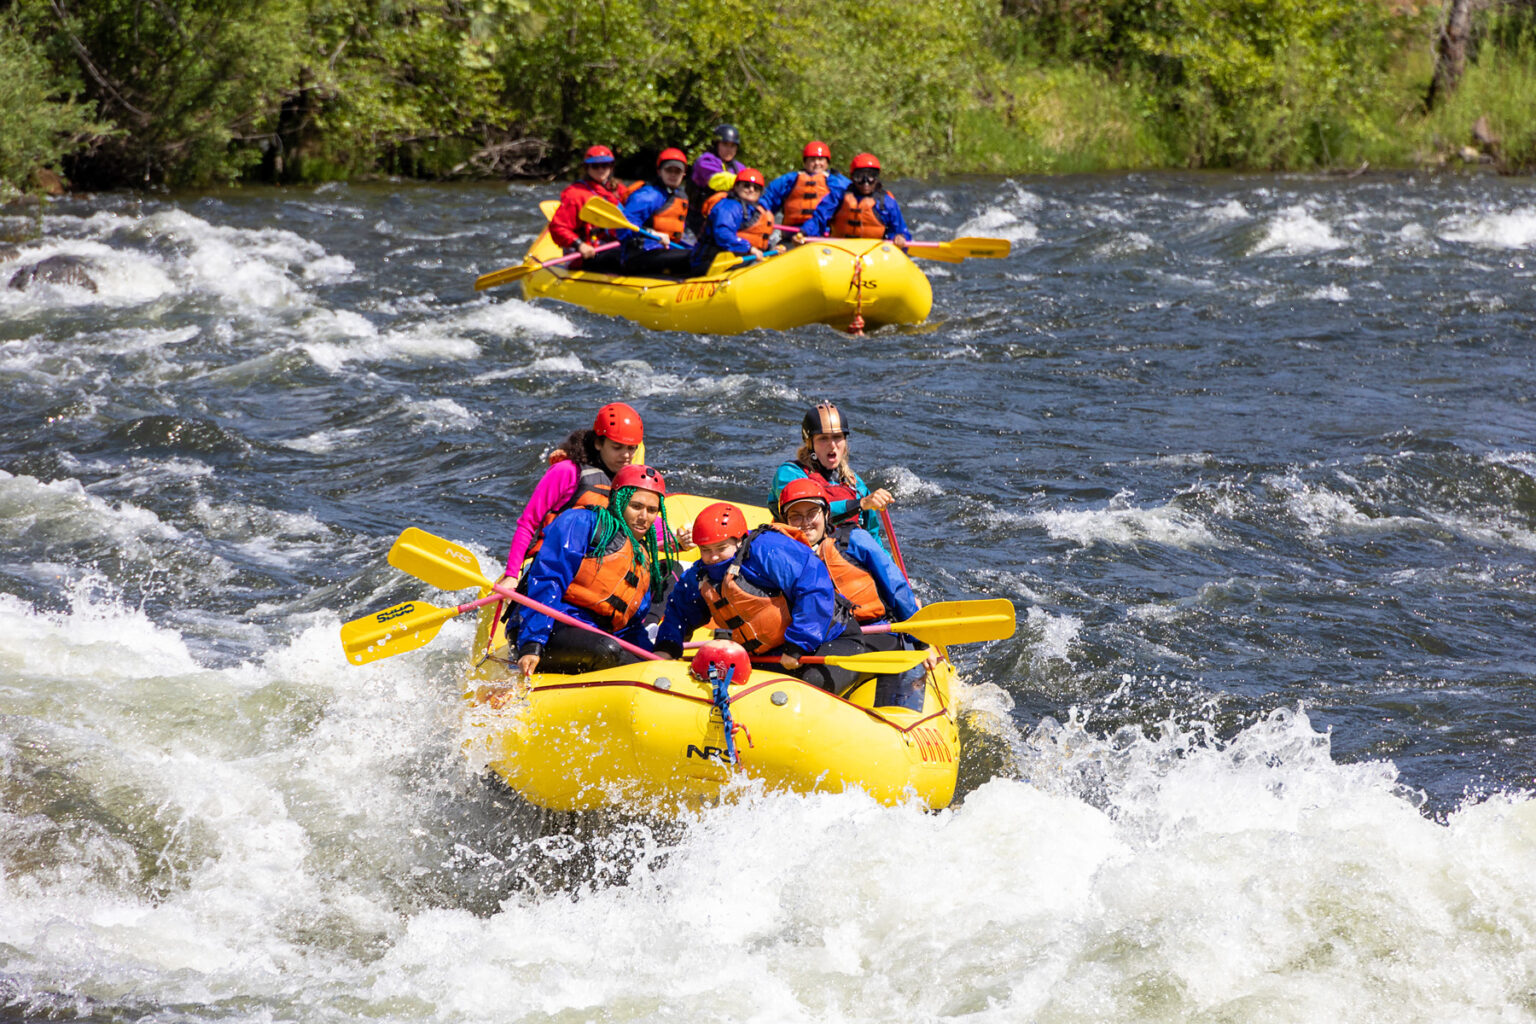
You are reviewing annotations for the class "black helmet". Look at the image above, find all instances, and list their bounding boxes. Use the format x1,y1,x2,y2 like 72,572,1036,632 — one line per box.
801,402,849,441
712,123,741,145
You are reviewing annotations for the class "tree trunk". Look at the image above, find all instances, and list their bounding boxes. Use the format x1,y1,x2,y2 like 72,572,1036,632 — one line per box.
1426,0,1476,110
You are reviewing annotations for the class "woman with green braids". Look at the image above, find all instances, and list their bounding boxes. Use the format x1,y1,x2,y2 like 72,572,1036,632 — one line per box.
515,464,677,677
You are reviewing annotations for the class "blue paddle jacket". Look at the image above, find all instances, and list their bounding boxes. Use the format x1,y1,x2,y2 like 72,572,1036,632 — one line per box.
619,182,687,252
691,196,774,272
832,525,920,625
516,507,653,652
654,528,845,658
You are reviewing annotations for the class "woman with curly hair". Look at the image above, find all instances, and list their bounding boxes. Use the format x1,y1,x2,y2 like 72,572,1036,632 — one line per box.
500,402,644,585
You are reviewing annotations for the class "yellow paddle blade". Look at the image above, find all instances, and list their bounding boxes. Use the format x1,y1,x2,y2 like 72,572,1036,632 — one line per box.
387,527,492,592
474,262,537,291
906,245,966,264
908,237,1012,263
817,649,929,673
340,600,455,664
579,197,639,233
887,598,1016,645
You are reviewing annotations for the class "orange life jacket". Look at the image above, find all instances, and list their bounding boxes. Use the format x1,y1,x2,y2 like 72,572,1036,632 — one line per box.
829,191,891,239
816,525,886,623
617,180,645,203
702,191,727,218
696,525,804,652
737,204,774,250
781,172,829,227
526,463,610,563
648,193,688,242
563,526,647,630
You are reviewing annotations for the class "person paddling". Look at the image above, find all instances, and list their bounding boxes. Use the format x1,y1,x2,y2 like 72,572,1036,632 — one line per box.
653,502,880,695
690,168,778,273
798,152,912,247
769,402,893,551
549,145,625,271
775,478,934,708
762,141,850,230
515,465,677,676
685,123,746,238
618,148,694,277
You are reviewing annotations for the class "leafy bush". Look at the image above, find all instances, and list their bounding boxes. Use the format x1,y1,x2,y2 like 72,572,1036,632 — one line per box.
0,26,108,198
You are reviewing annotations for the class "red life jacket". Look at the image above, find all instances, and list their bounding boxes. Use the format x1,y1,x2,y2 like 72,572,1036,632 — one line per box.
794,462,862,528
696,526,803,653
829,191,891,239
526,463,611,563
648,193,688,242
564,526,647,630
781,172,829,227
816,525,885,623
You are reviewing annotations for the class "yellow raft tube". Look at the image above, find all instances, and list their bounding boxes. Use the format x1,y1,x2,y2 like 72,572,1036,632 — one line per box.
518,201,933,334
461,494,960,813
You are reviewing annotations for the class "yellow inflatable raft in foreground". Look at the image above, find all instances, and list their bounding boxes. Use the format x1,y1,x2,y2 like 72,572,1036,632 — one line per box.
461,494,961,813
518,201,933,334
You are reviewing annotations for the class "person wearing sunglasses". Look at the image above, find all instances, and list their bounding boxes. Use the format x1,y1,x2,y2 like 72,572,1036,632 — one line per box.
689,167,780,273
799,152,912,248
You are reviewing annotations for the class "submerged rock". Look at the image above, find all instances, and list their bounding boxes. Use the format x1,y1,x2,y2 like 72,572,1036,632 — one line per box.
7,254,98,293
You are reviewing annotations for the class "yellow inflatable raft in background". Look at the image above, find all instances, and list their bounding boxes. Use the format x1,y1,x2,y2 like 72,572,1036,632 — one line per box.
461,493,962,813
518,201,933,335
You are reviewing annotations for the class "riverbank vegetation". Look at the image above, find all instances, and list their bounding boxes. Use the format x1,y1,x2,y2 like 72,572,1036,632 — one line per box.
2,0,1535,197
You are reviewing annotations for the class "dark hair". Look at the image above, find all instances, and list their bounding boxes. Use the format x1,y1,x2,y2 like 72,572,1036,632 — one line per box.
552,428,603,468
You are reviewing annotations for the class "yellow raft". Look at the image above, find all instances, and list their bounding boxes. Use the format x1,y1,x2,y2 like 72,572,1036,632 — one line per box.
519,201,933,334
461,494,960,813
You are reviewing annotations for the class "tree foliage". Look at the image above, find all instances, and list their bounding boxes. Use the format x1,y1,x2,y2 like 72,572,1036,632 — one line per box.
0,0,1532,192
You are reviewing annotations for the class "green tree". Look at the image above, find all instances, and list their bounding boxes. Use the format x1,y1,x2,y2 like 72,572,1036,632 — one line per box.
0,22,108,198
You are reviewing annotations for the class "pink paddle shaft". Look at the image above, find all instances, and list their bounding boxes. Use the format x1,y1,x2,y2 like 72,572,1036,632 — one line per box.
490,581,663,662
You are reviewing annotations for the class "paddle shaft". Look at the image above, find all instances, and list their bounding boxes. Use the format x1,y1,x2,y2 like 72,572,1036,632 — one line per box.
491,580,664,662
474,242,620,290
878,507,908,581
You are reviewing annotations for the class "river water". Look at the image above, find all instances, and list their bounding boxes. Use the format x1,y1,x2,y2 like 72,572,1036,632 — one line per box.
3,172,1535,1021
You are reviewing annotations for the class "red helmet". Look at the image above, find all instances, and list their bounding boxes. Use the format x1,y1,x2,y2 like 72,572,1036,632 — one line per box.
735,167,766,188
584,145,616,165
593,402,643,445
693,502,748,546
777,478,829,517
657,147,689,168
849,152,881,172
803,140,831,159
611,464,666,496
690,640,751,686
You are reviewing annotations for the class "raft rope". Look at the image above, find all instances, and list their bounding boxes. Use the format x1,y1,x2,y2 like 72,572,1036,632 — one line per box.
709,664,743,764
847,255,867,336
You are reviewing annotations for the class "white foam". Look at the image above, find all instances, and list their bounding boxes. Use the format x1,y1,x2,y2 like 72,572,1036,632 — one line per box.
1026,604,1081,662
1308,284,1350,301
1207,199,1251,222
0,470,183,553
957,207,1039,244
1033,493,1221,549
881,465,944,499
1251,205,1345,255
1438,207,1536,249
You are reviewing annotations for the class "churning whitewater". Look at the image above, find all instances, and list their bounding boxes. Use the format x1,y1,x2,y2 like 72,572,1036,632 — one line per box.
3,173,1536,1022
